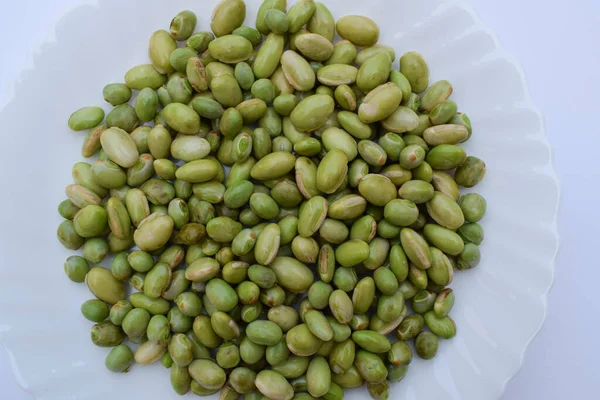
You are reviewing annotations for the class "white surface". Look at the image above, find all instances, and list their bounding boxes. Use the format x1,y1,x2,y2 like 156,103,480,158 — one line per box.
0,0,557,397
0,1,592,400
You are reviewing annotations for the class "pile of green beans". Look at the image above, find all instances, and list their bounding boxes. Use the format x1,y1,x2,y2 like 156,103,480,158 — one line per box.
58,1,487,399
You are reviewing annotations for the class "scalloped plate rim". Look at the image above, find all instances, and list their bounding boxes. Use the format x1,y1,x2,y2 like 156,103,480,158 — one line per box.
452,0,560,395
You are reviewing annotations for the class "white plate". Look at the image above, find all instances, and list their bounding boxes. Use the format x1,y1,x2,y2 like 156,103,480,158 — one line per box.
0,0,559,399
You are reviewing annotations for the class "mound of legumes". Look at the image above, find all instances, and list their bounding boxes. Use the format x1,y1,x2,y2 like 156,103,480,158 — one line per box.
58,1,487,398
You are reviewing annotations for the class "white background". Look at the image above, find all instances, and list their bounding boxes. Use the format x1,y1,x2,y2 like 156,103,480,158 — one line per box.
1,0,599,399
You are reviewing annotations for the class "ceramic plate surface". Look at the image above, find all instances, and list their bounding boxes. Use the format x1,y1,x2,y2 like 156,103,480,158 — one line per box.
0,0,559,399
